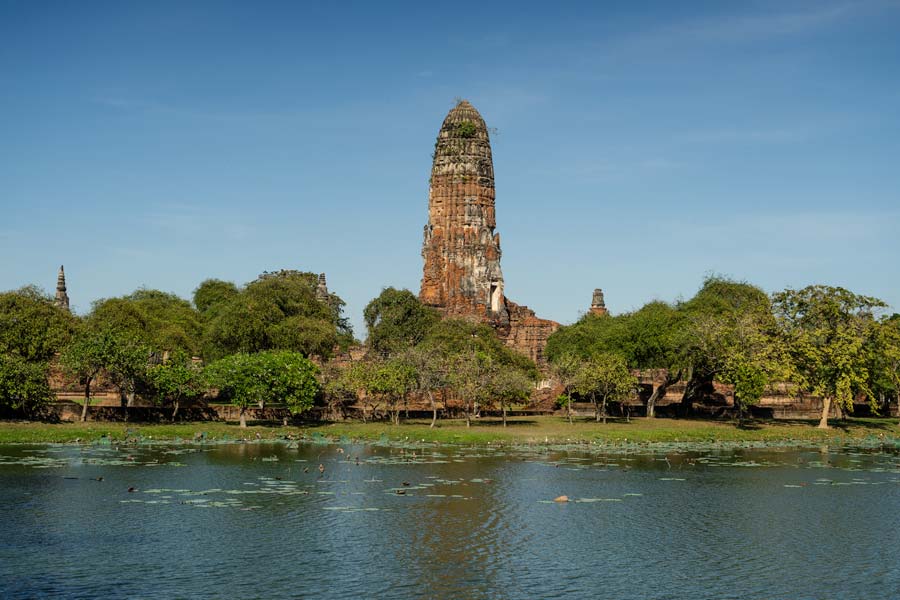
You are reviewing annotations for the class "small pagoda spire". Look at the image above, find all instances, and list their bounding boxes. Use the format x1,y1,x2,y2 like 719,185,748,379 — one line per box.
315,273,329,302
589,288,608,316
55,265,70,311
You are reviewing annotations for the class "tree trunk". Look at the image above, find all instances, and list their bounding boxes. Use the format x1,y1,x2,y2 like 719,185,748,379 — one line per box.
647,370,681,418
120,390,129,422
680,377,703,417
239,406,247,428
502,401,507,427
601,397,608,425
646,384,660,418
465,401,471,428
566,393,573,425
818,396,831,429
427,390,437,429
835,402,844,421
81,381,91,423
593,394,600,422
171,399,180,422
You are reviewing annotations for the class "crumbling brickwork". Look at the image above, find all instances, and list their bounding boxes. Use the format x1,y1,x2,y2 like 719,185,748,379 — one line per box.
420,100,558,364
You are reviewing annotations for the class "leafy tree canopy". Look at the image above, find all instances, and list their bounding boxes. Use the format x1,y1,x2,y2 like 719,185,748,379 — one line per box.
546,300,684,370
773,285,887,427
193,279,239,315
201,270,353,361
0,286,77,362
364,287,440,355
421,318,538,377
205,350,320,423
146,350,205,419
0,354,54,416
89,289,202,355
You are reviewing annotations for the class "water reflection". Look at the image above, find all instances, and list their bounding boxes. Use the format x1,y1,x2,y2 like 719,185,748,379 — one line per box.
0,441,898,599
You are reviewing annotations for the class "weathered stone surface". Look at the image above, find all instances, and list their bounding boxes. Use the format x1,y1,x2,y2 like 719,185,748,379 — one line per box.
589,288,608,316
499,300,559,365
54,265,69,311
421,100,506,321
420,100,558,364
315,273,329,302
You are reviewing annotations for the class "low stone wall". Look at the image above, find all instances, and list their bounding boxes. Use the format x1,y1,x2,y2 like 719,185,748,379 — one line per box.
48,402,297,424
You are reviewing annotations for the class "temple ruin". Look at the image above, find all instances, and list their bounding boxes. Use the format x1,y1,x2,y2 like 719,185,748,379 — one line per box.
589,288,608,316
54,265,70,311
315,273,329,302
420,100,558,364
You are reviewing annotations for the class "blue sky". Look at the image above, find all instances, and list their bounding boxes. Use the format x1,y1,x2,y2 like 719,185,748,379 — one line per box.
2,0,899,337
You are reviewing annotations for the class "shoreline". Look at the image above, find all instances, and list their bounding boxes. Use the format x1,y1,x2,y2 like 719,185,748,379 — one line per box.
1,416,898,448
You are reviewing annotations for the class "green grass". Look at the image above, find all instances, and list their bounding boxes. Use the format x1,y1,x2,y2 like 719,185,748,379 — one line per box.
0,416,896,446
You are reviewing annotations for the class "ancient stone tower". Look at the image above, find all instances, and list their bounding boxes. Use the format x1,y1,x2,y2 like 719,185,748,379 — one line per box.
315,273,329,302
420,100,507,322
420,100,558,364
54,265,70,311
589,288,608,316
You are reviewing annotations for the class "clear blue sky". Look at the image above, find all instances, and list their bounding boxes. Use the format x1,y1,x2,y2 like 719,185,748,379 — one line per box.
2,0,899,338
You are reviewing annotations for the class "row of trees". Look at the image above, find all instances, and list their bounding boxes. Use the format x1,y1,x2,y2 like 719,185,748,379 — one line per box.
546,277,900,428
322,288,537,427
0,277,534,427
2,272,898,430
0,271,345,424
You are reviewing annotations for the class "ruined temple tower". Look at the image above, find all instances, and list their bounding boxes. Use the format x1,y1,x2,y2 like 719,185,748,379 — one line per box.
420,100,558,364
589,289,608,316
420,100,507,323
54,265,70,311
315,273,329,302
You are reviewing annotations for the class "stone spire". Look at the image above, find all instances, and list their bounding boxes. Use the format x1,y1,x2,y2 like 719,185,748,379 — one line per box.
420,100,508,323
589,288,608,316
315,273,329,302
55,265,70,311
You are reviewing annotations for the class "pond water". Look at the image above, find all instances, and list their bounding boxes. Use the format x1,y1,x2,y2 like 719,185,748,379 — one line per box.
1,438,899,599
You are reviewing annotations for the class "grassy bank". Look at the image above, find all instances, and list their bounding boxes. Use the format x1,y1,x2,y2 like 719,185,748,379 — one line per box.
0,416,897,446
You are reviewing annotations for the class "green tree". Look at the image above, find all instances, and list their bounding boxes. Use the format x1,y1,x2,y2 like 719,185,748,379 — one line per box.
0,355,54,417
90,289,202,356
201,270,353,360
550,353,582,424
319,361,360,421
146,351,205,420
0,286,77,362
193,279,239,315
773,285,886,428
60,326,148,422
0,286,76,416
356,356,416,425
486,365,533,427
421,319,538,377
573,353,637,423
870,315,900,413
364,287,440,355
546,301,684,417
619,302,685,417
205,350,319,427
343,361,376,422
397,346,448,428
677,276,777,416
447,350,494,427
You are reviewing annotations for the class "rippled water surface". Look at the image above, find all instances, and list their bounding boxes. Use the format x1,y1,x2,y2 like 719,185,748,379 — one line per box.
1,439,899,599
